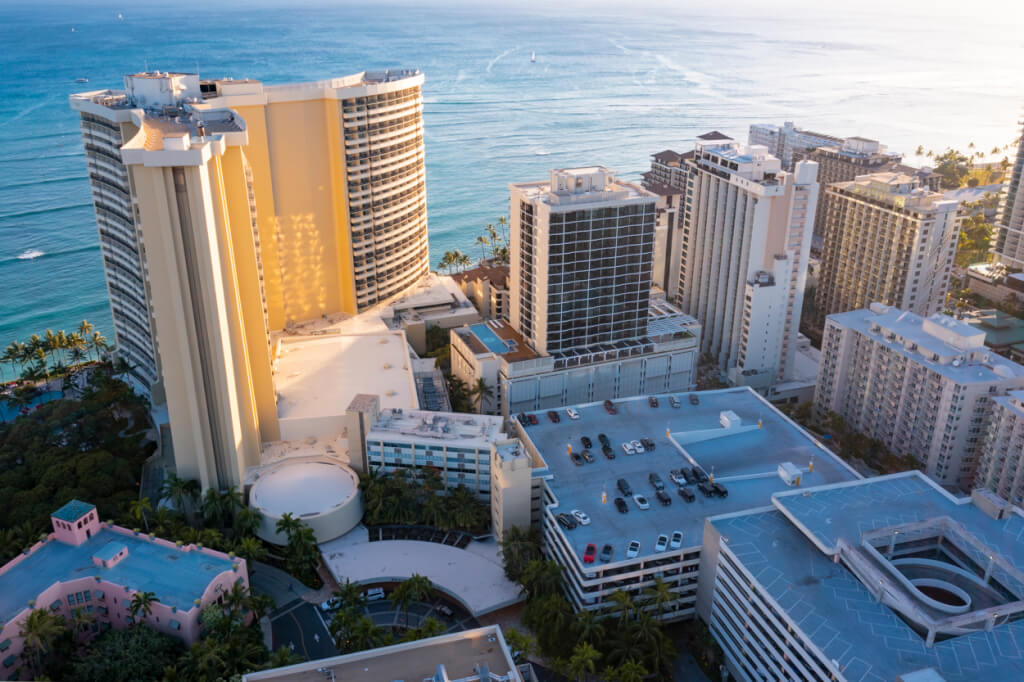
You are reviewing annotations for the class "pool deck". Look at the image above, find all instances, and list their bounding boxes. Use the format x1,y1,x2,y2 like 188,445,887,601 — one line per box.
517,387,859,563
0,525,238,623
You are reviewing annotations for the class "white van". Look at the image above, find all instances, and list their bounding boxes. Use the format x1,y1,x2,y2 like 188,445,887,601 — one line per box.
365,587,386,602
566,407,580,420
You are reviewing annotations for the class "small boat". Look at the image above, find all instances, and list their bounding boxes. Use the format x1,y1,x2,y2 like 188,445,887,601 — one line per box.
117,12,124,20
531,51,536,63
75,78,89,83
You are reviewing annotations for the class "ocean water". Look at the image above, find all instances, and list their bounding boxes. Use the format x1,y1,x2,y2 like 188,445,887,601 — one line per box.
0,0,1021,351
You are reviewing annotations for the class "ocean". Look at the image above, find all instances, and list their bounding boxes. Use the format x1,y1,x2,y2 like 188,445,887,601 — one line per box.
0,0,1021,351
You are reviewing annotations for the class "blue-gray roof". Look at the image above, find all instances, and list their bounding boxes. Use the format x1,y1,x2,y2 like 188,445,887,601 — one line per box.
0,528,237,624
93,541,126,562
713,473,1024,681
51,499,95,522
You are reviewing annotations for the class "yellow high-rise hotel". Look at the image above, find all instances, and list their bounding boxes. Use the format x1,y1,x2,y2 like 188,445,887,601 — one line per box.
70,70,430,491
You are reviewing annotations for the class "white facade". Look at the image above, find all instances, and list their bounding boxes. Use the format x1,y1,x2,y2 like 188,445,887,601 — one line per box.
815,304,1024,489
676,133,819,393
976,389,1024,505
817,172,960,320
747,121,842,170
994,119,1024,267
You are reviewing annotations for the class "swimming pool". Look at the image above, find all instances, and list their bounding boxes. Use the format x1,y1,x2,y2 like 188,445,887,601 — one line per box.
469,323,509,354
0,390,62,422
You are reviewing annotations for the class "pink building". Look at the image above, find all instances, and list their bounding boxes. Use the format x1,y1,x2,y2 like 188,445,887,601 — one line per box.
0,500,248,678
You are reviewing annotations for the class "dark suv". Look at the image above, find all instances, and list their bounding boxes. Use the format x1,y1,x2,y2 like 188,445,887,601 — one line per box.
616,478,632,496
655,490,672,506
556,513,578,529
603,399,617,415
641,437,656,451
581,436,593,449
712,482,729,498
648,396,659,408
614,497,628,514
648,473,665,491
678,486,696,503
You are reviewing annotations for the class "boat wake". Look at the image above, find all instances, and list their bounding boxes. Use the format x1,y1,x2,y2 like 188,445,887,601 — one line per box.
17,249,44,260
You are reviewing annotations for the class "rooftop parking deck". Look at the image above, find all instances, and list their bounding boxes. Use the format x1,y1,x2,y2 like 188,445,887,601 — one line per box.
517,388,858,563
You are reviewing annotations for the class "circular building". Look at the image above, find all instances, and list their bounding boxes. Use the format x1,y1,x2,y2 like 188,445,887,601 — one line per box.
250,460,363,545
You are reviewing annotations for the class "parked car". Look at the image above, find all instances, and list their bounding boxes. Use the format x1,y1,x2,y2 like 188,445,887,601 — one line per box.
436,604,454,617
648,396,659,408
320,597,341,612
556,512,578,529
569,451,584,466
516,413,528,426
603,399,617,415
648,472,665,491
572,509,591,526
669,395,681,408
641,437,655,451
626,540,641,559
598,433,610,446
527,414,539,425
614,497,629,514
599,543,614,562
655,534,669,552
581,449,595,463
669,530,683,549
632,494,650,510
365,587,386,602
678,486,696,503
616,478,632,496
697,481,714,497
691,466,708,482
655,490,672,506
583,543,597,564
630,439,644,453
622,442,636,455
669,469,687,486
689,393,700,405
682,468,697,485
712,482,729,498
601,444,616,459
566,407,580,420
547,410,560,423
580,435,593,449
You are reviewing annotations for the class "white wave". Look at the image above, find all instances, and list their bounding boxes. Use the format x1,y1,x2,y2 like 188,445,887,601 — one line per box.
534,150,551,156
17,249,44,260
609,38,631,55
455,70,466,83
486,48,515,73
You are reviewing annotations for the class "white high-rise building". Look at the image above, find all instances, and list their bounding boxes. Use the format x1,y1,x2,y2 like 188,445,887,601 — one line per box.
993,118,1024,267
748,121,842,170
815,304,1024,490
676,132,819,393
816,172,960,321
976,389,1024,505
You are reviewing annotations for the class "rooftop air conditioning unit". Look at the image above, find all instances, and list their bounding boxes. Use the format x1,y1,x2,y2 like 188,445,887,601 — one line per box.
778,462,802,487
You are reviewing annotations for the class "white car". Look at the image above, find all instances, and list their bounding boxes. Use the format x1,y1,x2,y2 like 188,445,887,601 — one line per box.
630,439,644,453
669,530,683,549
655,534,669,552
566,407,580,420
626,540,641,558
632,494,650,510
669,470,687,486
571,509,591,526
622,442,636,455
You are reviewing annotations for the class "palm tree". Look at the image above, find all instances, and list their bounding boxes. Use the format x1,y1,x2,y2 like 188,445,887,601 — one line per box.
224,581,249,618
18,608,65,674
475,235,490,262
567,641,601,682
130,497,153,532
607,589,635,624
43,329,58,367
90,331,109,360
642,576,674,619
606,659,647,682
78,319,94,343
233,506,263,537
275,512,303,540
573,609,605,646
334,580,369,613
160,472,200,519
129,591,159,620
69,606,96,643
247,592,276,621
234,535,268,563
519,560,563,599
421,493,448,529
498,526,541,582
470,377,494,413
456,250,472,272
438,251,455,274
202,487,240,529
391,573,434,627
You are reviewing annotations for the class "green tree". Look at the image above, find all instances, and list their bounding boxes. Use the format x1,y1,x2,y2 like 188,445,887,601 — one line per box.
129,497,152,533
503,627,536,664
519,560,563,600
498,525,542,582
234,535,268,564
567,641,601,682
159,473,200,520
470,377,494,413
391,573,434,627
129,591,159,620
69,625,184,682
18,608,66,675
642,577,674,619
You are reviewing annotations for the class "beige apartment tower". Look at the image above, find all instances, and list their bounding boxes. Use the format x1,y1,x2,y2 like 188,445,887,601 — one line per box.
815,172,959,322
71,69,430,490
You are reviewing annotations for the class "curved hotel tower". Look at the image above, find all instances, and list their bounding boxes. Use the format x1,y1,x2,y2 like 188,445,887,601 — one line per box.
70,70,429,490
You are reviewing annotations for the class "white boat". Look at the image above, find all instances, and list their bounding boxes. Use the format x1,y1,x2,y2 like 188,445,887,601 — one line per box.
75,78,88,83
531,51,536,63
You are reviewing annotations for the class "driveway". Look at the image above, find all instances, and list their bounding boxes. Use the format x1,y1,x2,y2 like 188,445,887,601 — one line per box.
270,599,337,662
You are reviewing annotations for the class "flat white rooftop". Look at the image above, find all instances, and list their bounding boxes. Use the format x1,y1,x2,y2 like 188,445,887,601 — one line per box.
274,332,418,422
250,460,358,518
369,408,504,447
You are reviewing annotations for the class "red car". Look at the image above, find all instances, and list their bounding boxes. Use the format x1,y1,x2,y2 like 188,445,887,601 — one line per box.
583,543,597,564
527,414,539,425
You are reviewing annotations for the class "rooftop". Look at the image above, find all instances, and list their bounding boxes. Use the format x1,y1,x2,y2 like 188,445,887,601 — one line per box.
52,499,95,522
451,263,510,289
454,320,539,361
0,526,237,623
511,167,654,208
241,625,518,682
273,331,418,423
962,309,1024,348
697,130,733,141
712,473,1024,681
368,408,505,446
829,306,1024,384
517,388,858,564
250,460,358,519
